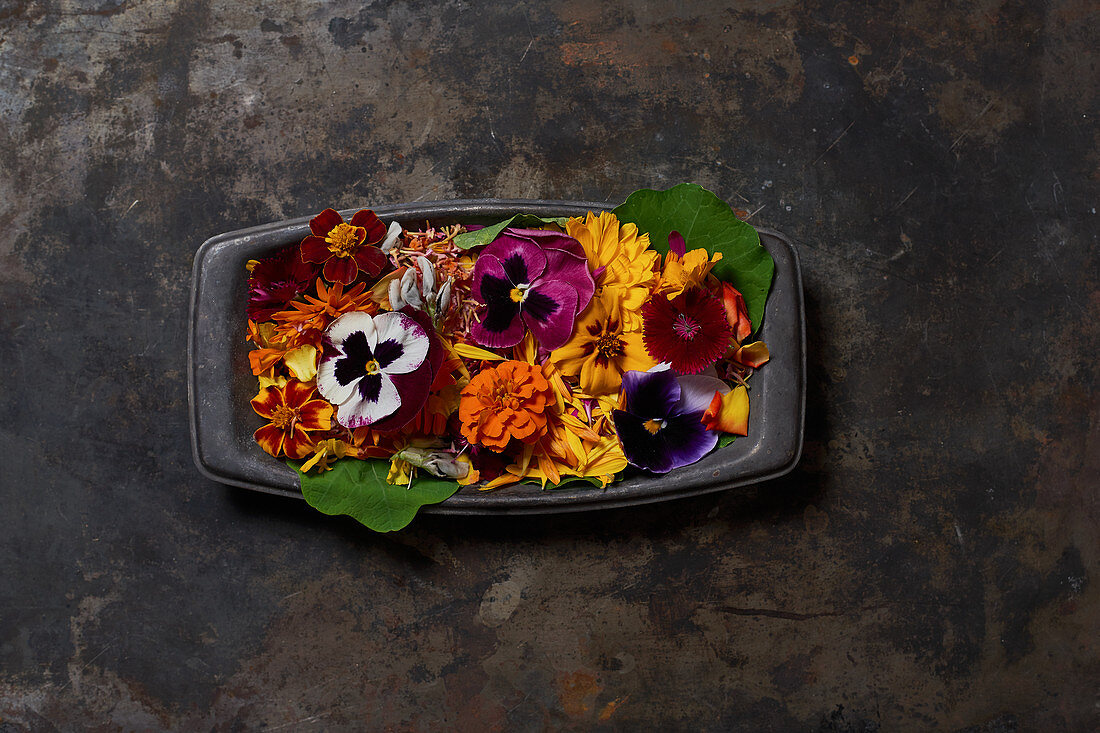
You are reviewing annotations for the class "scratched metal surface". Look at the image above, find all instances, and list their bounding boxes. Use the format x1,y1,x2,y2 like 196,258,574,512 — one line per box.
1,1,1096,730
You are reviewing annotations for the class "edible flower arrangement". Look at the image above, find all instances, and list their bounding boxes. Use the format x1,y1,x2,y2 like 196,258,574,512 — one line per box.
244,184,775,530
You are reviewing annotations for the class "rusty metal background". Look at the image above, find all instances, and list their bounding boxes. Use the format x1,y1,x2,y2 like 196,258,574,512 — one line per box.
1,0,1097,730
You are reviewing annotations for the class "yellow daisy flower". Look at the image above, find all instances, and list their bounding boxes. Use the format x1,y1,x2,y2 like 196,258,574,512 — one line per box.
566,212,659,328
550,289,657,397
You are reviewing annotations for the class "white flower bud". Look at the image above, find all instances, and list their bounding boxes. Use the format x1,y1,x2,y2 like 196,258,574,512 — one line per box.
423,454,469,479
380,220,403,253
417,255,435,295
437,279,452,315
388,277,405,310
400,268,422,308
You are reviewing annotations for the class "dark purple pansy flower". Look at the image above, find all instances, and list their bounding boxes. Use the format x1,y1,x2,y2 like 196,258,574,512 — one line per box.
612,368,730,474
247,248,319,321
470,228,595,351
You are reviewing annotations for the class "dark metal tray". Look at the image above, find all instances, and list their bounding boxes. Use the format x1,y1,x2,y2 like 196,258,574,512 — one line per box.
188,199,805,515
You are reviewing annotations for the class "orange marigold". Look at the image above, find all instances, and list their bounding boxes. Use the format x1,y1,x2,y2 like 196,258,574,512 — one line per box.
459,360,554,450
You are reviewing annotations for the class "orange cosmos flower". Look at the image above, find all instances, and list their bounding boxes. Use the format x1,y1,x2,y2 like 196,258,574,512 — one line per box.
459,360,554,450
251,379,333,459
270,278,376,346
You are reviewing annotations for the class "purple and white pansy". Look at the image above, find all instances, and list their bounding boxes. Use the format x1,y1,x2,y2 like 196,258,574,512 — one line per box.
317,310,430,429
470,228,595,351
612,366,732,474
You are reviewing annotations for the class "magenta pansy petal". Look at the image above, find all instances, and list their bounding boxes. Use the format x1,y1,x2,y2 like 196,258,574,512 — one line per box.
541,244,594,314
507,227,585,259
521,279,578,351
668,230,687,256
470,253,525,348
470,253,509,304
471,305,527,348
481,232,547,285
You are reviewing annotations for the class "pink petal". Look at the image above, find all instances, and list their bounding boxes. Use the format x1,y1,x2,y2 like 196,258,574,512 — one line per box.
668,230,686,256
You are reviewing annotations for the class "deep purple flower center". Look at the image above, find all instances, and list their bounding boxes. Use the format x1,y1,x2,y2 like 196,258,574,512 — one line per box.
672,314,702,341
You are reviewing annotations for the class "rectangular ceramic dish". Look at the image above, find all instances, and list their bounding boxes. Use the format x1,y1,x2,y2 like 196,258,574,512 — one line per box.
188,199,805,515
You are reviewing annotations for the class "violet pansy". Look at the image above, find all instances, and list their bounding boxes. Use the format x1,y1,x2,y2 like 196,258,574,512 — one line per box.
612,368,731,474
470,228,595,351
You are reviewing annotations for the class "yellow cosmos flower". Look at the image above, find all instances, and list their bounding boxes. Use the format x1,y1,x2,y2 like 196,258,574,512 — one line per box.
657,248,723,299
550,290,657,396
566,212,658,327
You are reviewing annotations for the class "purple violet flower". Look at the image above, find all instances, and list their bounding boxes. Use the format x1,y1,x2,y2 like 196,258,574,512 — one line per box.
612,368,730,474
470,227,595,350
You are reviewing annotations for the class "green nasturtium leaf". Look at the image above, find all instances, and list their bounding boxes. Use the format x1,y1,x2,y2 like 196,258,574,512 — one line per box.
717,434,738,449
452,214,568,250
612,183,775,331
289,459,461,532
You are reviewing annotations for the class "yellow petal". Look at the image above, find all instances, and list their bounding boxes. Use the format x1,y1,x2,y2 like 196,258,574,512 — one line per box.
702,385,749,435
481,473,520,491
283,345,319,382
257,374,288,391
453,342,505,361
387,457,412,485
735,341,770,368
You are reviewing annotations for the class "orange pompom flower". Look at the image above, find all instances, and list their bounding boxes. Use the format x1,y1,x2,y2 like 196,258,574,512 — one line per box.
251,379,333,459
459,360,554,450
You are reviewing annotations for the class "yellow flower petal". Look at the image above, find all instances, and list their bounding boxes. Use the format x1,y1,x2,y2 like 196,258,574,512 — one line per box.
702,385,749,435
257,374,288,391
283,344,319,382
453,342,505,361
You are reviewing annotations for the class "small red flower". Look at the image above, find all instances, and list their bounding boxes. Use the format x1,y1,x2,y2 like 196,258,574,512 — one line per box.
641,288,732,374
300,208,388,285
247,247,319,321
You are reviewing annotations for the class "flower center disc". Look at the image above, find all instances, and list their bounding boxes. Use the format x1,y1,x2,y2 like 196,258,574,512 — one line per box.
643,418,666,435
492,382,520,410
326,223,362,257
595,334,624,360
364,359,381,375
509,286,527,303
672,314,702,341
271,404,299,430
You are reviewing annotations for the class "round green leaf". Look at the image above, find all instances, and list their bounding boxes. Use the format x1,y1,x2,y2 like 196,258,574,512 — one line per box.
612,183,775,330
289,459,461,532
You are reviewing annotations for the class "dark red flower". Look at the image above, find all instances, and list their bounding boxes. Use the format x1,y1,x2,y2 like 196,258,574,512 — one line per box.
641,288,732,374
300,208,388,285
247,247,319,321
